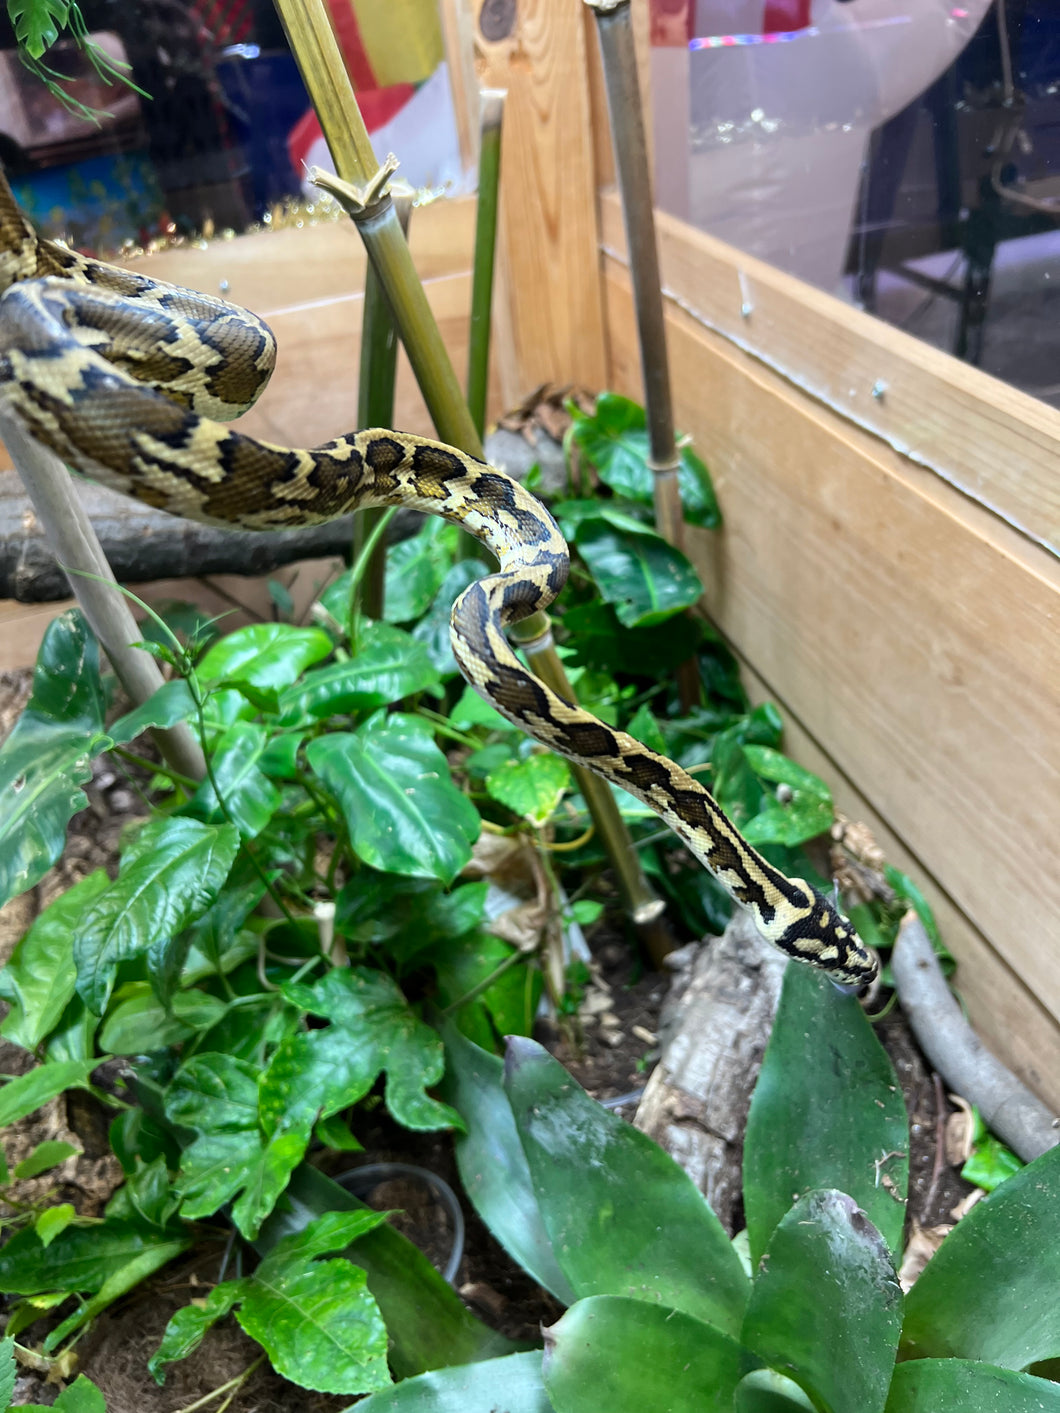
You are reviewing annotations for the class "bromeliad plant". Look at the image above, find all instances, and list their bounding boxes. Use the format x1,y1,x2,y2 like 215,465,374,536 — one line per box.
355,965,1060,1413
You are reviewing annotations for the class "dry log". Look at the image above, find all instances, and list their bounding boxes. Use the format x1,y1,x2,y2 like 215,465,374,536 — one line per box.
634,911,786,1231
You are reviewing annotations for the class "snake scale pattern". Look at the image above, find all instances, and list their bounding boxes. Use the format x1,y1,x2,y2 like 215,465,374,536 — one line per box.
0,173,876,987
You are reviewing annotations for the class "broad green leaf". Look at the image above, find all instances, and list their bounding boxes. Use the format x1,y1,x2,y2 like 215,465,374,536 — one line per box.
900,1141,1060,1368
258,729,304,778
279,623,439,721
735,1370,816,1411
743,964,908,1265
149,1279,247,1383
434,933,540,1043
885,1360,1060,1412
440,1023,575,1304
308,715,479,883
0,1059,98,1127
486,753,570,824
35,1204,76,1249
568,392,721,528
10,0,66,55
448,684,510,731
412,559,490,674
560,598,704,678
336,873,486,961
574,519,703,628
0,869,109,1049
20,1373,107,1413
256,1163,515,1379
543,1296,748,1413
742,747,831,798
314,1113,363,1152
185,721,280,837
355,1351,550,1413
0,1217,190,1296
0,613,110,909
42,1237,190,1351
14,1140,80,1181
264,968,462,1136
742,796,834,848
504,1038,749,1335
625,702,668,756
382,520,459,623
99,984,227,1055
108,678,197,745
742,1191,901,1413
196,623,333,690
73,817,239,1013
961,1132,1022,1192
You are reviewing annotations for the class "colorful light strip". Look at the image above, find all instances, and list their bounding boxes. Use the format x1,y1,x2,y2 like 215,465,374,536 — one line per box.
689,29,817,50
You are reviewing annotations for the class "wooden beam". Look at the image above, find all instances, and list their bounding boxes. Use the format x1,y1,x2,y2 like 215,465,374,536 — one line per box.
473,0,606,393
602,250,1060,1093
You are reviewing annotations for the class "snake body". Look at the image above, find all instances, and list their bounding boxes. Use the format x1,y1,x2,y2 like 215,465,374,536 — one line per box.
0,175,876,987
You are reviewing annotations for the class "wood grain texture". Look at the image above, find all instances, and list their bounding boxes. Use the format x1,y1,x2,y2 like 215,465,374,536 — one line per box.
600,193,1060,555
474,0,606,392
603,257,1060,1089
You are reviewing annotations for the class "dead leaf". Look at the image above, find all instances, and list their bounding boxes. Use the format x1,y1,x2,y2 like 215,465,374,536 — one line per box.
898,1219,953,1290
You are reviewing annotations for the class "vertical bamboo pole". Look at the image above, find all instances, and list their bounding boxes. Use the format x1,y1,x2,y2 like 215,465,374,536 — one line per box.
467,89,505,440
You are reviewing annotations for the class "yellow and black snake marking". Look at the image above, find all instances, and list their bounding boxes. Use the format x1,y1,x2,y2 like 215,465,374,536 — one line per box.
0,172,877,987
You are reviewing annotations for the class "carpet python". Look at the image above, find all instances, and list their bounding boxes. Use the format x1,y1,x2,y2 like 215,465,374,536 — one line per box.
0,173,877,987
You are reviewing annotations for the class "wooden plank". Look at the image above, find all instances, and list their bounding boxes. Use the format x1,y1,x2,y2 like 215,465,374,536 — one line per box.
603,262,1060,1050
474,0,606,392
735,652,1060,1112
600,193,1060,555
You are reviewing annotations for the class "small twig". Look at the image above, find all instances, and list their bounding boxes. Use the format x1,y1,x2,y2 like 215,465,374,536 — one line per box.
922,1071,948,1219
892,912,1060,1161
170,1355,265,1413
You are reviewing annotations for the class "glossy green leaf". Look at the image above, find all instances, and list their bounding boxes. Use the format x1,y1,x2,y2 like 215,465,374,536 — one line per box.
336,873,485,952
412,559,490,674
196,623,333,690
961,1132,1022,1192
382,520,459,623
742,747,830,797
440,1022,575,1304
559,599,704,679
885,1360,1060,1412
505,1038,749,1335
742,796,834,848
20,1373,106,1413
486,752,570,824
279,623,439,721
0,1217,190,1296
265,967,462,1135
0,1059,98,1128
236,1210,392,1394
149,1279,246,1383
256,1163,515,1379
355,1351,551,1413
185,721,280,837
307,715,479,883
108,679,197,745
0,869,109,1049
543,1296,748,1413
900,1141,1060,1368
449,683,510,732
0,612,110,910
743,964,908,1265
734,1369,816,1411
13,1140,79,1180
574,519,703,628
73,817,239,1013
42,1236,191,1351
35,1203,76,1248
434,932,540,1043
742,1190,902,1413
99,983,227,1054
568,392,721,528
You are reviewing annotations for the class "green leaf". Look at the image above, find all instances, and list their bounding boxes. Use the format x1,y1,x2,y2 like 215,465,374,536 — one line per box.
734,1370,816,1412
263,968,463,1138
0,870,109,1050
185,721,280,838
279,623,439,721
568,392,721,528
885,1360,1060,1412
504,1038,749,1335
197,623,333,691
486,752,570,824
10,0,67,56
434,932,540,1043
99,984,227,1055
73,817,239,1013
0,1217,189,1296
149,1280,247,1383
440,1023,575,1304
412,559,490,674
448,684,510,732
742,747,830,798
14,1140,80,1181
42,1237,191,1352
961,1132,1023,1192
625,703,668,756
35,1203,76,1248
574,519,703,628
900,1141,1060,1368
543,1296,748,1413
381,520,459,624
742,1190,902,1413
743,963,908,1265
108,679,197,745
354,1351,551,1413
0,1334,15,1411
314,1112,363,1152
0,1059,98,1127
336,873,486,961
307,714,479,883
22,1373,107,1413
0,612,110,910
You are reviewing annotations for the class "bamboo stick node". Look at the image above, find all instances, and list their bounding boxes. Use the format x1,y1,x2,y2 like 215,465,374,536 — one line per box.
312,159,400,220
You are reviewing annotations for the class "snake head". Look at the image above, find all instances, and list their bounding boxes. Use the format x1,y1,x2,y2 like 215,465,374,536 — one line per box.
772,878,879,989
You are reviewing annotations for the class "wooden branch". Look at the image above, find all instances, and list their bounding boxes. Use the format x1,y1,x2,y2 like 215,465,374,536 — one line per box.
892,913,1059,1161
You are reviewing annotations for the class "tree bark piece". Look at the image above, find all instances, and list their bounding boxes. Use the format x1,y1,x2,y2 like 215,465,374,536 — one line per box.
635,911,786,1232
892,912,1059,1161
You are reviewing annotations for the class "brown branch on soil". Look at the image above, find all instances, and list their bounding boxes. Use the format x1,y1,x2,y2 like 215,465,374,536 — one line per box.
892,912,1060,1161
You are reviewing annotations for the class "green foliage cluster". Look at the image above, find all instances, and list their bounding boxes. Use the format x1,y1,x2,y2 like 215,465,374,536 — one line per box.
6,0,145,120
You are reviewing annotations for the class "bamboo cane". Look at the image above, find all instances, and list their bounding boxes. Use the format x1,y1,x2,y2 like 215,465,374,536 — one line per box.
467,89,505,440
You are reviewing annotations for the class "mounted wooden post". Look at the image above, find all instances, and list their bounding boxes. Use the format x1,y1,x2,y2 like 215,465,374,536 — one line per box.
473,0,607,397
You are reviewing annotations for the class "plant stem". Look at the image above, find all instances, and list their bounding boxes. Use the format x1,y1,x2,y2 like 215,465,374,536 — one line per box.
0,414,206,782
170,1355,266,1413
346,506,397,655
467,89,505,440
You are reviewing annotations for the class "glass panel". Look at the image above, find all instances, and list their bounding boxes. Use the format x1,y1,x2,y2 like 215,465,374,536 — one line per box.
650,1,1060,409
